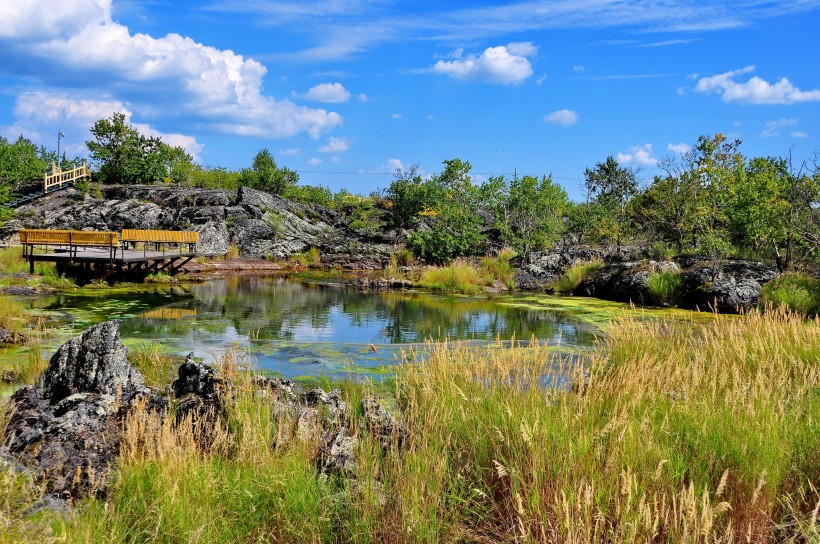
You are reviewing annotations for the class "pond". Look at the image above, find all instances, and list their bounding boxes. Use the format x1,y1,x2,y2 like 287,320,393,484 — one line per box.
17,275,602,381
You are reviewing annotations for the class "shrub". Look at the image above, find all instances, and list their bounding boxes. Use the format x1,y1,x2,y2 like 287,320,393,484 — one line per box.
552,259,603,294
480,248,516,289
761,273,820,316
394,248,414,267
226,243,240,260
288,247,321,268
418,260,491,294
647,269,682,306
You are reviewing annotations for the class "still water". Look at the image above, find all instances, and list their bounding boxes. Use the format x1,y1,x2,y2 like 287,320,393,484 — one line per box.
33,275,597,380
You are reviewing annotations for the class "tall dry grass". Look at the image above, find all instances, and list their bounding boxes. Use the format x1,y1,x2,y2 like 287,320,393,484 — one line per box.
2,311,817,542
388,309,820,542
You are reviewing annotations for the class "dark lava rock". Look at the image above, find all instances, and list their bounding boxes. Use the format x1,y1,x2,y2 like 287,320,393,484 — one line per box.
576,261,680,305
2,285,39,296
0,327,25,344
513,247,605,290
677,258,779,313
361,396,405,450
317,428,358,476
43,320,145,403
2,321,154,498
172,353,225,419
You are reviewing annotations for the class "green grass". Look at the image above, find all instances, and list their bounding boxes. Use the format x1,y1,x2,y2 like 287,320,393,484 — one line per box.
288,247,322,268
418,259,492,294
0,297,27,333
127,342,183,388
2,311,819,542
552,258,604,294
761,272,820,317
647,269,683,305
480,248,517,289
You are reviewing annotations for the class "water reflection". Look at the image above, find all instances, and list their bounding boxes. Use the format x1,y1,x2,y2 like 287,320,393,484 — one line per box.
35,275,595,380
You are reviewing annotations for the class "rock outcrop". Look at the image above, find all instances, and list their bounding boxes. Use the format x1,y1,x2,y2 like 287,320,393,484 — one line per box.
676,257,779,313
43,320,146,402
1,185,393,266
1,321,152,498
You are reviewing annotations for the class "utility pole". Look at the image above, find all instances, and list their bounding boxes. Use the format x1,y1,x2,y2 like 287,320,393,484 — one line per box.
56,130,65,172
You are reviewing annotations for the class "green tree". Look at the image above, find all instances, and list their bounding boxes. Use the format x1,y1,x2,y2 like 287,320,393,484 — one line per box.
0,136,48,195
501,174,569,256
632,155,702,255
583,156,638,252
408,159,485,263
86,113,191,185
384,163,427,242
239,148,298,195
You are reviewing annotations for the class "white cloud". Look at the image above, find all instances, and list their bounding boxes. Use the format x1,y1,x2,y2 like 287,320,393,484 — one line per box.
386,158,404,172
667,142,691,154
319,136,349,153
694,66,820,104
761,118,798,138
279,147,301,156
572,65,585,72
307,157,322,166
1,90,203,160
791,131,809,138
390,113,403,120
617,144,658,167
0,0,342,140
543,109,579,126
302,82,352,103
357,93,368,102
432,43,536,84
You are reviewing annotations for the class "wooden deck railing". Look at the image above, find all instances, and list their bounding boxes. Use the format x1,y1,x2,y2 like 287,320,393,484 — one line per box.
44,161,92,192
19,228,119,259
121,229,199,253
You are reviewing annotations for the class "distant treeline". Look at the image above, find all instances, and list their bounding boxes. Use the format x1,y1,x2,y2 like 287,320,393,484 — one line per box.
2,115,818,269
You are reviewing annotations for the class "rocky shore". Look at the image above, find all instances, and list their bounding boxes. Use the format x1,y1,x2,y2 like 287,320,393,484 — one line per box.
0,321,403,507
0,185,783,313
1,185,395,269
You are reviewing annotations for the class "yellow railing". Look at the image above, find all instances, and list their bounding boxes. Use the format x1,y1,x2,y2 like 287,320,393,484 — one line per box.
19,229,119,247
44,161,91,191
121,229,199,245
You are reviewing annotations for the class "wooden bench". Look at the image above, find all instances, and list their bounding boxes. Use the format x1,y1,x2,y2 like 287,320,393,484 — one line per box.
19,229,120,264
120,229,199,253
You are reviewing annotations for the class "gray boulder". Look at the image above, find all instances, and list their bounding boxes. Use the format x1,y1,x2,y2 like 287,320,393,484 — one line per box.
43,320,145,403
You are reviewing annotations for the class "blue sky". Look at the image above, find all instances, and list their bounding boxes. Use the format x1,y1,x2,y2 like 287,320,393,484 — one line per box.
1,0,818,200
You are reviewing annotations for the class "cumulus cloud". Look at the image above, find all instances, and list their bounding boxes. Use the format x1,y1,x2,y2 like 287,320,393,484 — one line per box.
319,136,349,153
694,66,820,104
543,109,579,126
307,157,322,166
386,158,404,172
617,144,658,167
761,118,798,138
301,82,352,103
791,131,809,138
572,65,586,72
357,93,368,102
667,142,691,154
0,0,342,141
432,42,536,84
1,91,203,160
279,148,301,156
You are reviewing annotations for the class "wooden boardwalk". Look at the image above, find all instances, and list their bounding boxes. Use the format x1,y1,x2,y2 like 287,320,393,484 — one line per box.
26,247,196,276
20,228,199,279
